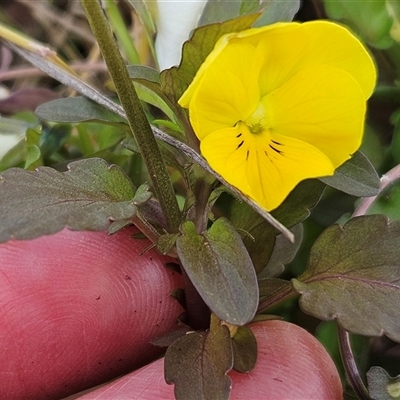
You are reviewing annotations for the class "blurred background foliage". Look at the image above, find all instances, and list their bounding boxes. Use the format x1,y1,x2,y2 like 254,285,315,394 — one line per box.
1,0,400,389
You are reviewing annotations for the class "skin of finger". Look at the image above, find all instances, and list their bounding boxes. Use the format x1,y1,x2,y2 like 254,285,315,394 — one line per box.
0,228,183,400
70,320,343,399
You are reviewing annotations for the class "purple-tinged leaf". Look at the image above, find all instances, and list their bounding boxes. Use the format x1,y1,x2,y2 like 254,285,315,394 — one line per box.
0,158,138,242
292,215,400,342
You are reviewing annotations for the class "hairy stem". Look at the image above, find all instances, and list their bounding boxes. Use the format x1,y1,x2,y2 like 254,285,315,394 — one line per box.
81,0,181,233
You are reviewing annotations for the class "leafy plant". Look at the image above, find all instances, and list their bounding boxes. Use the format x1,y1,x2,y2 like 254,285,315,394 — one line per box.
1,0,400,399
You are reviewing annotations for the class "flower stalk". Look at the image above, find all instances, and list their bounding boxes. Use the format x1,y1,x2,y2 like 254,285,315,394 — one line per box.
81,0,181,233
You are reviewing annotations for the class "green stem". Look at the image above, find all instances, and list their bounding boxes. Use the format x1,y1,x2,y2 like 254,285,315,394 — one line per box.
81,0,181,233
104,0,140,65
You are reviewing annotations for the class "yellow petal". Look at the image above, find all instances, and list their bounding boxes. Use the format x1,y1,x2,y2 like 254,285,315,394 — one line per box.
184,42,261,140
232,20,376,99
263,64,366,167
247,133,334,211
201,123,334,211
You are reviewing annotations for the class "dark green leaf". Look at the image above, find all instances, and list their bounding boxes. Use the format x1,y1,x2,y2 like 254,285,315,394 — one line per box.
157,233,180,255
165,317,232,400
232,325,257,373
367,366,400,399
292,215,400,342
0,158,137,242
258,223,303,278
228,200,276,275
39,123,71,157
272,179,326,228
176,218,258,325
199,0,300,26
258,278,292,299
320,151,380,197
367,184,400,221
36,97,127,124
323,0,394,49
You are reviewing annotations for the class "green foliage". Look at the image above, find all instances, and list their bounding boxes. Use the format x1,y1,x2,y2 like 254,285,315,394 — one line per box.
176,218,258,325
3,2,400,399
292,215,400,342
0,158,142,242
165,315,232,400
323,0,394,48
320,151,380,197
367,366,400,399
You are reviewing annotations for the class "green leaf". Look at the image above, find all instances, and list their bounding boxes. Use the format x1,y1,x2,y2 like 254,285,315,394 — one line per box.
0,158,137,242
292,215,400,342
367,184,400,221
36,97,127,124
320,151,380,197
323,0,394,49
258,278,291,299
176,218,258,325
232,325,257,373
367,366,400,400
199,0,300,26
160,13,260,103
259,223,303,278
165,316,232,400
228,200,276,275
272,179,326,228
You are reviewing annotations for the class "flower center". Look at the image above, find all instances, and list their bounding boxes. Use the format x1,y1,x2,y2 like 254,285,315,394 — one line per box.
244,101,269,135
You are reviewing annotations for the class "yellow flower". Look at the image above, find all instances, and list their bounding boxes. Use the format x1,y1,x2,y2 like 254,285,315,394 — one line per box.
179,21,376,211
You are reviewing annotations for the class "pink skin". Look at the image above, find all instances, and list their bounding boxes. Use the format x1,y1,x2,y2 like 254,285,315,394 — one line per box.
0,228,343,400
71,320,343,400
0,227,183,400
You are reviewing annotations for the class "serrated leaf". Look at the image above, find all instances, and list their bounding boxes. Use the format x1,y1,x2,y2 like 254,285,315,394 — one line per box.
160,13,260,103
272,179,326,228
320,151,380,197
165,320,232,400
36,97,127,124
0,158,137,242
367,366,400,400
292,215,400,342
176,218,258,325
231,325,257,373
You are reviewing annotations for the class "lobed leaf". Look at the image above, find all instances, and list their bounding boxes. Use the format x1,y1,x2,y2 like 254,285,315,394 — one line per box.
367,366,400,399
0,158,138,242
176,218,258,325
292,215,400,342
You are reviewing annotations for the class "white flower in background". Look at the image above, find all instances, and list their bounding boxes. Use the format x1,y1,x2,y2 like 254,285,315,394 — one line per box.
152,0,208,70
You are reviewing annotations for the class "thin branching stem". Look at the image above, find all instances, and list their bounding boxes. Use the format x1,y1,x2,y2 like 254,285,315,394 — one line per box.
80,0,181,233
338,327,371,400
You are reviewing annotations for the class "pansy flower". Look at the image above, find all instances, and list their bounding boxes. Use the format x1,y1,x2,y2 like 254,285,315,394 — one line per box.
179,21,376,211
